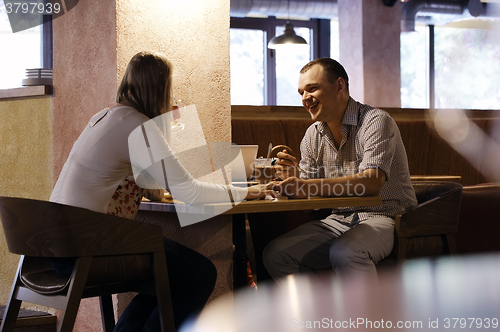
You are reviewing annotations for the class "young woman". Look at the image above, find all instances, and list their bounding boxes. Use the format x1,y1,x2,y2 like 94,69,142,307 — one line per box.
50,51,270,331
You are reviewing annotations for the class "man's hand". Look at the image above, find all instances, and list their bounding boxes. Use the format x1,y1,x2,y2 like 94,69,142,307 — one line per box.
266,177,310,199
275,149,300,180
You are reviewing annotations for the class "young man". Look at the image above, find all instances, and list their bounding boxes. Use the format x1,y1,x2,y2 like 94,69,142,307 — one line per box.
264,58,417,281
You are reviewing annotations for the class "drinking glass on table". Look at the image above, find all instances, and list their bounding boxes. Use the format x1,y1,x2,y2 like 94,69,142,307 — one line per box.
171,97,185,131
253,158,278,184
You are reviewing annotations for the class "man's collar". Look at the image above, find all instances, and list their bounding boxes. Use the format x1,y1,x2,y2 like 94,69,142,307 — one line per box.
342,97,358,126
316,97,358,135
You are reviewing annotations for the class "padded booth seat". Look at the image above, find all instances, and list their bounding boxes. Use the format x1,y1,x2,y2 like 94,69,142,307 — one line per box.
456,183,500,254
232,118,500,186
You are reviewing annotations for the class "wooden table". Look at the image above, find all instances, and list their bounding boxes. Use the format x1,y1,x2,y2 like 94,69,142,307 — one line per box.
140,195,382,289
181,253,500,332
410,175,462,183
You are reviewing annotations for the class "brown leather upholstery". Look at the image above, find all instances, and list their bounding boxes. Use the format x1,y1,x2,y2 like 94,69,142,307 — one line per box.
456,183,500,254
20,257,72,295
232,118,500,186
0,196,175,332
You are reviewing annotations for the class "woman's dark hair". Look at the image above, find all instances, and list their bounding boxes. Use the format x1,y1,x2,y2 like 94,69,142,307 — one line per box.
116,52,173,119
300,57,349,90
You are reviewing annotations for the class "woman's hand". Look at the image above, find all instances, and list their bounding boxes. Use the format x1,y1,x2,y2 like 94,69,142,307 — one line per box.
244,184,278,200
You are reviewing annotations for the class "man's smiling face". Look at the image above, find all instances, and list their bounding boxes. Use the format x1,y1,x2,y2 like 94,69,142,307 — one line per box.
298,64,345,123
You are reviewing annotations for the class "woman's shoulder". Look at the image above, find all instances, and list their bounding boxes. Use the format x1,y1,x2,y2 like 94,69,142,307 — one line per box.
85,105,150,137
105,105,150,128
108,105,148,120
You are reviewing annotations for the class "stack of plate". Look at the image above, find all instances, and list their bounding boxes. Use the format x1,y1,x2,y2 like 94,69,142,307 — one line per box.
22,68,53,86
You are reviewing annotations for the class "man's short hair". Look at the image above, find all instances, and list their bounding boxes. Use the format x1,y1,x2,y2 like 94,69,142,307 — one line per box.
300,58,349,89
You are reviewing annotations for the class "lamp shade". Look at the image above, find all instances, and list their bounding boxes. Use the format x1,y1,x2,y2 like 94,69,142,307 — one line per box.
268,23,308,49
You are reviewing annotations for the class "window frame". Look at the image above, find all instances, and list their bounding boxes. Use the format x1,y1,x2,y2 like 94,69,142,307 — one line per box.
42,14,53,69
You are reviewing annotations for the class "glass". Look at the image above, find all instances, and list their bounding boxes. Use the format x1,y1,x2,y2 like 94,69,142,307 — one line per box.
230,28,265,105
400,25,428,108
171,98,185,132
434,25,500,110
275,26,311,106
0,1,42,89
401,24,500,110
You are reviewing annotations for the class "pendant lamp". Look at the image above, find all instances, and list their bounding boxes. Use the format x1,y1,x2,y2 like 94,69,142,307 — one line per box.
267,0,308,49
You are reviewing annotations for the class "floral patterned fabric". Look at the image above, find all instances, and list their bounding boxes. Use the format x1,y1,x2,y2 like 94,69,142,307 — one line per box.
106,179,144,219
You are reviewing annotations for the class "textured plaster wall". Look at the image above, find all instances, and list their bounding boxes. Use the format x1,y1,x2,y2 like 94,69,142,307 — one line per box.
116,0,231,145
0,97,53,305
52,1,118,183
338,0,401,108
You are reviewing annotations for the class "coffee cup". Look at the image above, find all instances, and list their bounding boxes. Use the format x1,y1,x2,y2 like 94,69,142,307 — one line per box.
253,159,277,184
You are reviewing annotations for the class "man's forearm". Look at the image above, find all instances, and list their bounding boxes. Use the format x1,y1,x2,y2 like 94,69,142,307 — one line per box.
311,168,385,197
268,168,385,198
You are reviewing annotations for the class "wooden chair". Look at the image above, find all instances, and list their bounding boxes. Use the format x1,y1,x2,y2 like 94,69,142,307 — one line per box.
390,181,463,264
0,196,175,332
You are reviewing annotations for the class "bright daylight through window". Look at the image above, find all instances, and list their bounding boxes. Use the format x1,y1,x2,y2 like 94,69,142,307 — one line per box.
434,25,500,109
230,24,312,106
230,28,265,106
401,23,500,109
275,25,310,106
0,1,42,89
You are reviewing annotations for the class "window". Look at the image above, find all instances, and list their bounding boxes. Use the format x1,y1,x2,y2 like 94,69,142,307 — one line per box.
0,1,52,89
230,28,265,105
401,25,428,108
275,25,311,106
434,25,500,109
401,24,500,110
230,16,329,106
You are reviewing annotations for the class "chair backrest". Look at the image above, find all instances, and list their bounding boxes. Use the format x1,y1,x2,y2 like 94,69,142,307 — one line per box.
0,196,164,258
395,181,463,239
412,181,463,205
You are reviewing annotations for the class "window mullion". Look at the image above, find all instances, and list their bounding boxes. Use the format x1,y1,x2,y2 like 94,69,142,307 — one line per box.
428,24,435,109
42,14,53,69
266,21,277,106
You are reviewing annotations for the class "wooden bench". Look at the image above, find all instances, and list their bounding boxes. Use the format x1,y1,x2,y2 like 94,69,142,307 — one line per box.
231,117,500,186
